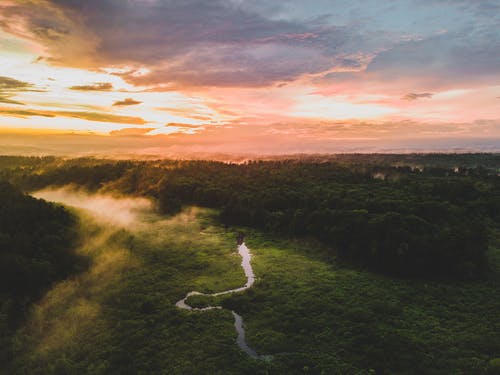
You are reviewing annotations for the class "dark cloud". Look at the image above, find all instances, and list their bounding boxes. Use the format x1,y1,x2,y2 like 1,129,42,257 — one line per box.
127,43,334,88
322,29,500,93
1,1,498,90
402,92,433,101
366,32,500,88
69,82,113,91
0,0,362,87
112,98,142,106
0,107,147,124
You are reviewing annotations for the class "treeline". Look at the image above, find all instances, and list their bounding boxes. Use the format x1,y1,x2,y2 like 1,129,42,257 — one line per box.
156,161,498,279
0,181,85,340
1,155,499,280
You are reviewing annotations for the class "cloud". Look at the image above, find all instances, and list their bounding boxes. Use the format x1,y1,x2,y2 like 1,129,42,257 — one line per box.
2,118,500,157
362,31,500,91
0,76,36,105
69,82,113,91
109,127,155,136
0,96,24,105
166,123,202,129
0,76,33,91
0,0,385,88
112,98,142,106
402,92,433,101
0,0,498,115
320,30,500,95
0,0,100,66
0,107,148,124
0,108,55,118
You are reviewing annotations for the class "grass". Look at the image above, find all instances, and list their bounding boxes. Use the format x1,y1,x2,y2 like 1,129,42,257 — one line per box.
4,204,499,374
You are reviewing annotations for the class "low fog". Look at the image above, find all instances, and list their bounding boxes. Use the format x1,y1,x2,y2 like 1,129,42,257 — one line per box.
20,187,233,363
33,186,153,227
2,131,500,160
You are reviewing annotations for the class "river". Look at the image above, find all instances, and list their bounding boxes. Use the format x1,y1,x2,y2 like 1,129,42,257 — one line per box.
175,242,262,358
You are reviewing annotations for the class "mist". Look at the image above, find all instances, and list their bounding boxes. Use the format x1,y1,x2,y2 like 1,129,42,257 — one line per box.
33,186,153,227
2,131,500,160
16,187,244,368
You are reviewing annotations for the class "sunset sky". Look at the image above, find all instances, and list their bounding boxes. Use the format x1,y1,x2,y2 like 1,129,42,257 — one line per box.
0,0,499,155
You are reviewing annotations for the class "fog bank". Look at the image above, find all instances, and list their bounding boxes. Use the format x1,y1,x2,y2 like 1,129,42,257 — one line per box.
33,186,153,227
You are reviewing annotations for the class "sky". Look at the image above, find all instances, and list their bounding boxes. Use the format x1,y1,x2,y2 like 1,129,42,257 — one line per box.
0,0,499,156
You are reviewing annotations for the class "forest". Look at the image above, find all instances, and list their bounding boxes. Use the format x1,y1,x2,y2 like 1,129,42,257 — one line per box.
0,181,85,365
2,154,498,279
0,154,499,374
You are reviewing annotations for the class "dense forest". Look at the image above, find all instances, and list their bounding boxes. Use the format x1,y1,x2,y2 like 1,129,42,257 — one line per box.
0,154,499,374
0,181,85,364
157,161,497,279
2,154,498,279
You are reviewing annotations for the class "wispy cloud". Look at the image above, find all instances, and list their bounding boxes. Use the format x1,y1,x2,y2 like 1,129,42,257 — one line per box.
0,107,148,125
0,96,24,105
112,98,141,106
402,92,433,101
69,83,113,91
0,76,32,91
0,76,37,106
165,123,202,129
109,128,155,136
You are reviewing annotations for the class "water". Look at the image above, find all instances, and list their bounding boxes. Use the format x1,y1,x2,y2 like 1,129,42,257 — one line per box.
175,243,260,358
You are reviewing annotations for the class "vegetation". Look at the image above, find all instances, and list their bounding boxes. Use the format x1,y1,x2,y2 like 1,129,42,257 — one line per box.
156,160,497,279
3,207,271,375
1,204,498,374
228,230,500,374
1,154,499,280
0,154,499,374
0,181,85,365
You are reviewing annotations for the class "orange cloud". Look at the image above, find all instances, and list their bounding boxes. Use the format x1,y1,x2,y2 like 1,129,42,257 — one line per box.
112,98,142,106
0,107,148,125
69,83,113,91
165,123,202,129
109,128,155,136
0,96,24,105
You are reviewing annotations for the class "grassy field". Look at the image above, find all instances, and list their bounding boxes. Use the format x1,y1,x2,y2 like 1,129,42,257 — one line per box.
4,202,500,374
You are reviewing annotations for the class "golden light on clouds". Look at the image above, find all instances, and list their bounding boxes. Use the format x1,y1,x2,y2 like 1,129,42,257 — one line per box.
0,1,499,154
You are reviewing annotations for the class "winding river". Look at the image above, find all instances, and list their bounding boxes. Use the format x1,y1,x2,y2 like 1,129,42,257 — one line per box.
32,188,262,359
175,243,261,358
